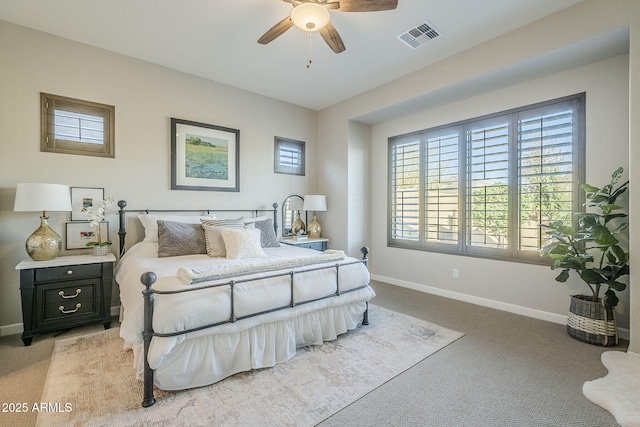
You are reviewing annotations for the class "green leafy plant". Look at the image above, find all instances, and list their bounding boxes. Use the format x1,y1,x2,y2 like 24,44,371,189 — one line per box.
540,167,629,307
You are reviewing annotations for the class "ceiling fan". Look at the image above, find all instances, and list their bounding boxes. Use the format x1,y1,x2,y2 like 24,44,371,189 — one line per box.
258,0,398,54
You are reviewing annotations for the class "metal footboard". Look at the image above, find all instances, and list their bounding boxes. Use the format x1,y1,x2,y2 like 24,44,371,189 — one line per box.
139,247,371,407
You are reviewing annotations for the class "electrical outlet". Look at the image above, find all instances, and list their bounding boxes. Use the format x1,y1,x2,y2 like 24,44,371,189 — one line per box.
453,268,459,278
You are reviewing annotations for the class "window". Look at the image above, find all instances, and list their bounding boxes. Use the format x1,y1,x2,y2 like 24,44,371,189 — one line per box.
388,93,585,263
41,93,115,158
274,136,305,176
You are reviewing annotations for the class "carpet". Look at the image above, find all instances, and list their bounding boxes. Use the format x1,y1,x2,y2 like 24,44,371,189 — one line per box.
37,305,463,427
583,351,640,427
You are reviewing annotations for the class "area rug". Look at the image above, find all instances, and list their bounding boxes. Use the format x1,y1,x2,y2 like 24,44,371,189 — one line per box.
37,305,463,427
583,351,640,427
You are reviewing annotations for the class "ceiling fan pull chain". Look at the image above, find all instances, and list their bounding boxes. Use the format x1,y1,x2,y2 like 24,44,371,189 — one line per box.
306,31,312,69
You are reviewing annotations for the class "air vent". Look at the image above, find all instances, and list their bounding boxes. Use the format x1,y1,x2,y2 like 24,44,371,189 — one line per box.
397,21,442,49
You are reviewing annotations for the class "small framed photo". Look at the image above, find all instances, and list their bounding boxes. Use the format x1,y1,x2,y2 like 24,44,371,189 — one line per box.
66,222,109,250
171,118,240,192
274,137,305,176
70,187,104,220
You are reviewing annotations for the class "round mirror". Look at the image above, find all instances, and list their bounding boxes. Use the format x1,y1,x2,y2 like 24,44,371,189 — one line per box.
282,195,307,237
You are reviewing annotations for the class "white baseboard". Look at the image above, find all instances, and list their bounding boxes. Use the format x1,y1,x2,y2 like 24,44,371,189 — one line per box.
110,305,120,317
371,274,630,342
0,305,121,337
0,322,23,337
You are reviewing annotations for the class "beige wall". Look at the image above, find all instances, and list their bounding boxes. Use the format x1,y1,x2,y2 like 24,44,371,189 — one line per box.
628,14,640,354
317,0,640,351
346,121,371,257
0,21,317,333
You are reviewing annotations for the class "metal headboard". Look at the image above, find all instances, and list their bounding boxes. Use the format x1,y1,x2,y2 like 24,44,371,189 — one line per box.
116,200,279,257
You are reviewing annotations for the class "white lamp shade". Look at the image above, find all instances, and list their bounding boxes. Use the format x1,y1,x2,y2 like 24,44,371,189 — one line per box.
303,195,327,212
290,3,331,32
14,183,72,212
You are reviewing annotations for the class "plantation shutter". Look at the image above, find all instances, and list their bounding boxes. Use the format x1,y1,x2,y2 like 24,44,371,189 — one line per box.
425,131,459,245
274,138,305,175
279,144,302,169
387,93,584,264
390,137,421,242
517,99,581,254
54,107,105,145
466,119,510,251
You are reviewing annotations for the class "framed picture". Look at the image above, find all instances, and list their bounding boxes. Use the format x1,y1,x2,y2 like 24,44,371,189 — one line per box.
274,137,305,176
70,187,104,220
171,118,240,192
66,221,109,250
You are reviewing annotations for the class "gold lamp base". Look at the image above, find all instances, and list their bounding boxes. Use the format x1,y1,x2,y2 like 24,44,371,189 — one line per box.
292,211,306,235
307,212,322,239
26,214,62,261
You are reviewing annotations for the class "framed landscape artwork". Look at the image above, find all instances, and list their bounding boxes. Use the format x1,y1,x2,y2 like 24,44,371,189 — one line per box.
171,118,240,192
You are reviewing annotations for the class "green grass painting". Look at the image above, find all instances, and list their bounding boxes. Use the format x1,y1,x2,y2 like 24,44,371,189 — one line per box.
185,134,228,180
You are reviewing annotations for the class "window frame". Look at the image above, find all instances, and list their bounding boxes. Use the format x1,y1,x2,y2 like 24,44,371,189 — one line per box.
40,93,115,158
387,93,585,264
274,136,305,176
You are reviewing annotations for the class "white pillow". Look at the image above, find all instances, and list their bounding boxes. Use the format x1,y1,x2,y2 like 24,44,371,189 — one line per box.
201,218,247,257
220,227,266,259
138,213,215,243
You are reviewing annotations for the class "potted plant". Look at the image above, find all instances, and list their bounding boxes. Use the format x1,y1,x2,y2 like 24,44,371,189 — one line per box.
540,167,629,346
82,197,114,256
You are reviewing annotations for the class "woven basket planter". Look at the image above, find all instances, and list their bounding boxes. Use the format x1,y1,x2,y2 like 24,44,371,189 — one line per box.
566,295,618,346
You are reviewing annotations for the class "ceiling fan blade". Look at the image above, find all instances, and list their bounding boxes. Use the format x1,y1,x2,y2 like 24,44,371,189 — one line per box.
322,2,340,10
334,0,398,12
258,16,294,44
319,22,345,53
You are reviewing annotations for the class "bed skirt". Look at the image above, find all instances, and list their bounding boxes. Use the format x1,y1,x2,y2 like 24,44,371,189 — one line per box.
129,300,370,390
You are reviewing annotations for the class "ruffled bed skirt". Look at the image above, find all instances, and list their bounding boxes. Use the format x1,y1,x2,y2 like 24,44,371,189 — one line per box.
130,300,369,390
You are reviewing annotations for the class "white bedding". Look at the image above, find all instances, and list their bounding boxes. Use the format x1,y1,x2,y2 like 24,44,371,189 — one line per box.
115,242,375,389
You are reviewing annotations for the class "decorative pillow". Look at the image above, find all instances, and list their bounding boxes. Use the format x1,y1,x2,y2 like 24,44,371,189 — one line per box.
201,218,246,257
249,218,280,248
220,227,267,259
157,221,207,258
139,214,215,243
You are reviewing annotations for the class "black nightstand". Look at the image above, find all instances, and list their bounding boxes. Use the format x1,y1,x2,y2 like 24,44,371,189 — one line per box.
15,253,115,346
279,237,328,251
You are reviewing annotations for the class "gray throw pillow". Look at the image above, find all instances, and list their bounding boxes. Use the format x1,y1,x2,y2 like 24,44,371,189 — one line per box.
253,218,280,248
157,220,207,257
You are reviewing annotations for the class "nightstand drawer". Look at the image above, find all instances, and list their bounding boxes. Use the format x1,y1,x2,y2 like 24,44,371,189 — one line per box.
42,282,95,304
35,263,101,282
43,298,96,321
36,279,99,324
279,238,328,252
297,241,327,251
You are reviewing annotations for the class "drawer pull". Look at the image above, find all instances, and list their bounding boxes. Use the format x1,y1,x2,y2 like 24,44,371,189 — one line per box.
59,289,82,299
66,270,73,275
59,303,81,314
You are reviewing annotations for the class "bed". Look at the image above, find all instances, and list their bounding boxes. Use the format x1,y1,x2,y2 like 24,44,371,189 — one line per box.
114,201,375,407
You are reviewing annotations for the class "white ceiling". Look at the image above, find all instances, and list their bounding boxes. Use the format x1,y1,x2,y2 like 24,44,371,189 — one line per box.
0,0,590,110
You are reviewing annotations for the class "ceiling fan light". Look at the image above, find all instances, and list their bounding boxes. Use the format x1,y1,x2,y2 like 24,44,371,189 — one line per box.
290,3,330,32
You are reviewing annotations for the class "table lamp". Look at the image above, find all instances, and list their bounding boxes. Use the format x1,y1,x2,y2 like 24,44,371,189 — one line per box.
14,183,72,261
303,195,326,239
